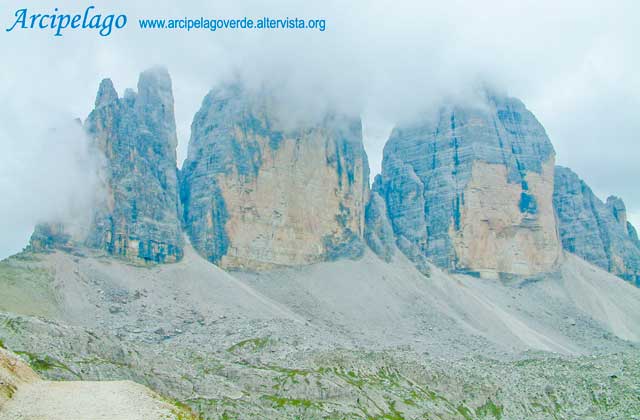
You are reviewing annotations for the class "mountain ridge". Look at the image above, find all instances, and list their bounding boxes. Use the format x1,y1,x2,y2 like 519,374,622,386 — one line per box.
26,68,640,287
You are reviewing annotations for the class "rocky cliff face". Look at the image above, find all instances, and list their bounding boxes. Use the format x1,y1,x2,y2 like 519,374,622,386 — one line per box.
372,94,561,276
28,223,73,252
82,68,183,263
364,176,395,263
180,84,370,270
553,166,640,285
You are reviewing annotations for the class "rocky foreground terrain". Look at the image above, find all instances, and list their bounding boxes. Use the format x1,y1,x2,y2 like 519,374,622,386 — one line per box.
2,68,640,418
1,243,640,419
0,346,196,419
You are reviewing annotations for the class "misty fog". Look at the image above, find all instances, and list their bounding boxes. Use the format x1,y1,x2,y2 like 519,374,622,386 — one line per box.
1,0,638,259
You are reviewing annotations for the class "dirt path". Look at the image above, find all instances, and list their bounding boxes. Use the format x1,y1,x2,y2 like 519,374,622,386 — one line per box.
0,380,180,420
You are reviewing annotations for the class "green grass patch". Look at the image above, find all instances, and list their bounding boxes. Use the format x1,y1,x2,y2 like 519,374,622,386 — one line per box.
14,351,77,377
3,318,22,334
227,337,271,353
264,394,316,409
11,252,41,262
457,404,473,420
168,399,201,420
0,261,59,318
476,399,503,419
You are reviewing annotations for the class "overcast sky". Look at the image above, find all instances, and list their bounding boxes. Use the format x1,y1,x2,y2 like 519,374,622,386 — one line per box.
0,0,638,259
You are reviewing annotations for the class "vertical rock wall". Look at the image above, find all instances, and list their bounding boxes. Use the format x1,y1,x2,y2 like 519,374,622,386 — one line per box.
554,166,640,285
373,94,561,276
180,84,370,270
83,68,184,263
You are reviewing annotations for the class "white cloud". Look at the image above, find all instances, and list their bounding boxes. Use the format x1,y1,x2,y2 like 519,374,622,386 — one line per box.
0,0,638,258
628,212,640,231
0,111,103,257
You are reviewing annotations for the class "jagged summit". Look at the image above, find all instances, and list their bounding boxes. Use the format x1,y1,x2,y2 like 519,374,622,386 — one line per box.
30,68,183,264
553,166,640,285
138,66,173,89
85,68,183,263
606,195,628,229
24,73,640,286
95,78,118,107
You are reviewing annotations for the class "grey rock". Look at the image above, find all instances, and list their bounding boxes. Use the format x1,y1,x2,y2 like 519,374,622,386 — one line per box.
95,78,119,108
376,93,560,275
180,83,369,270
84,67,184,263
364,176,395,262
28,223,73,252
27,69,184,264
628,222,640,247
109,306,122,314
553,166,640,285
607,196,629,231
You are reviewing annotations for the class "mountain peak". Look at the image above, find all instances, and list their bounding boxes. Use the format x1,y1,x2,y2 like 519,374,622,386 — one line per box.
83,68,183,263
180,82,370,270
138,66,172,93
95,78,118,108
554,167,640,285
372,95,560,276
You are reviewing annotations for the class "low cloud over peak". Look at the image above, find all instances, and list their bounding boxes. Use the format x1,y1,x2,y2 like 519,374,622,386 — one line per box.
1,0,638,258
